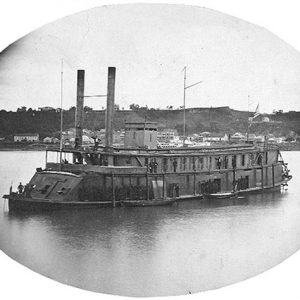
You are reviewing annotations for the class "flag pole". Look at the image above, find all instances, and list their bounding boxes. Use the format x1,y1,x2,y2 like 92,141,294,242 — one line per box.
59,59,64,170
247,95,250,142
183,66,187,146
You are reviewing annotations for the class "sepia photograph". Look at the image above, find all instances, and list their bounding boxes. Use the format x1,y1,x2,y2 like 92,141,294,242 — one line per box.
0,0,300,299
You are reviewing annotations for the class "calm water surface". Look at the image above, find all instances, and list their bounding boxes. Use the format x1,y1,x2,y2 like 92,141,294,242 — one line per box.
0,151,299,296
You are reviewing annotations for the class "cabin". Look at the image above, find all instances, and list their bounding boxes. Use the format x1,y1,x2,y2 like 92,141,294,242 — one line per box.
124,122,158,149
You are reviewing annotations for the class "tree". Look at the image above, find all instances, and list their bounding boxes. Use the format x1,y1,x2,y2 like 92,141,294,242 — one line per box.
17,106,27,112
129,103,140,110
84,106,93,112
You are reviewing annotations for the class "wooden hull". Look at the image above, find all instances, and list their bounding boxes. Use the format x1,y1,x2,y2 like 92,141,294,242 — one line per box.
3,176,290,211
7,196,115,211
121,199,176,207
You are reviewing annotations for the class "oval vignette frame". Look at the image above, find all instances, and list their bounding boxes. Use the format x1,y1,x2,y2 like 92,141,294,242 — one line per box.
0,0,300,300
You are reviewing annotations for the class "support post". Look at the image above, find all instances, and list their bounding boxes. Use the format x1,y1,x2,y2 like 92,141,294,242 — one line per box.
193,172,196,195
261,166,264,190
272,164,275,188
45,150,48,169
162,174,165,199
146,173,149,200
233,168,236,191
111,173,116,207
129,175,132,199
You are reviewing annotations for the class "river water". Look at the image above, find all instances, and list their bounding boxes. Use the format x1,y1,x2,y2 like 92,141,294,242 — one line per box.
0,151,299,297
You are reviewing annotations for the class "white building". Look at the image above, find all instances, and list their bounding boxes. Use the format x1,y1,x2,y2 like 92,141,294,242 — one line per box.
203,133,227,142
14,133,39,142
38,106,55,111
43,137,52,143
157,129,177,142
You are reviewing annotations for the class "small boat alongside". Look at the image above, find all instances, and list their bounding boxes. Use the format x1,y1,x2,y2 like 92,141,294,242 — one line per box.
120,198,176,207
203,191,238,200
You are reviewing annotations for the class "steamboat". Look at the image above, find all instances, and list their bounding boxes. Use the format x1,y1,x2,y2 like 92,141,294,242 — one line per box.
3,67,292,211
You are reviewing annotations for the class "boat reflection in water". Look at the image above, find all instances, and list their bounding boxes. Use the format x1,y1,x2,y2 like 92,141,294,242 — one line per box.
2,179,296,297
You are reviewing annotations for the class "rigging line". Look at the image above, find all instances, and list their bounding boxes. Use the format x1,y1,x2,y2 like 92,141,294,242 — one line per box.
185,80,203,90
83,95,107,98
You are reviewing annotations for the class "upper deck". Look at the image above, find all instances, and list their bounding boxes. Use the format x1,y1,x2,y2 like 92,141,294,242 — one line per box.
45,142,280,176
46,142,276,157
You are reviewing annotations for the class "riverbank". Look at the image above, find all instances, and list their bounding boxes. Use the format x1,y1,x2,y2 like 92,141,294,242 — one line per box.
0,141,299,151
0,142,47,151
277,142,300,151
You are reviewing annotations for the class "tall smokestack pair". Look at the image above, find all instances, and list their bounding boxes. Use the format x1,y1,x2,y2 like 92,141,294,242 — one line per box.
75,67,116,149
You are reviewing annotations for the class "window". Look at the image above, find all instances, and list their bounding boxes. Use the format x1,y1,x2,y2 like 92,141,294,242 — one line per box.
199,157,203,170
224,156,228,169
163,158,168,172
241,154,245,166
192,157,196,171
257,154,262,165
189,158,192,170
232,155,237,168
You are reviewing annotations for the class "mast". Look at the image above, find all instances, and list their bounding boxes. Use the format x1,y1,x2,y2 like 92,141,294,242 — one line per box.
182,66,203,146
246,94,250,143
59,60,64,170
183,66,187,145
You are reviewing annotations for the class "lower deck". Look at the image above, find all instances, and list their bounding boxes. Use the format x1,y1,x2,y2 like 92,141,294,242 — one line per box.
65,162,285,201
5,178,288,211
5,160,289,210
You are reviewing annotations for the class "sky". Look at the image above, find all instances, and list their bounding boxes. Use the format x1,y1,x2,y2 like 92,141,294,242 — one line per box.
1,4,300,113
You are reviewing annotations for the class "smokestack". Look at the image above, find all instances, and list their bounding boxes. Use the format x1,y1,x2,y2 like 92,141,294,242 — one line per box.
105,67,116,149
75,70,85,147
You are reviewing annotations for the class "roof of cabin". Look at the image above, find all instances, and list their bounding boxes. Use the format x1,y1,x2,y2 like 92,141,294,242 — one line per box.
46,143,277,157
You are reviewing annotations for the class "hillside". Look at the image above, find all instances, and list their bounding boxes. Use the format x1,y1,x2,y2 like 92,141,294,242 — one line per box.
0,106,299,139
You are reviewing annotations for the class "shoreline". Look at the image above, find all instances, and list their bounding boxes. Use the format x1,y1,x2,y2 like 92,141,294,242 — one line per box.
0,143,300,152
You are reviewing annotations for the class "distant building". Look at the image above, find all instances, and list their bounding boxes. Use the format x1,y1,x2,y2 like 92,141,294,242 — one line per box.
43,137,52,143
230,132,246,143
14,133,39,142
203,133,227,142
43,137,60,143
254,135,265,142
157,129,177,142
38,106,55,111
262,116,270,122
247,134,256,142
200,131,211,137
